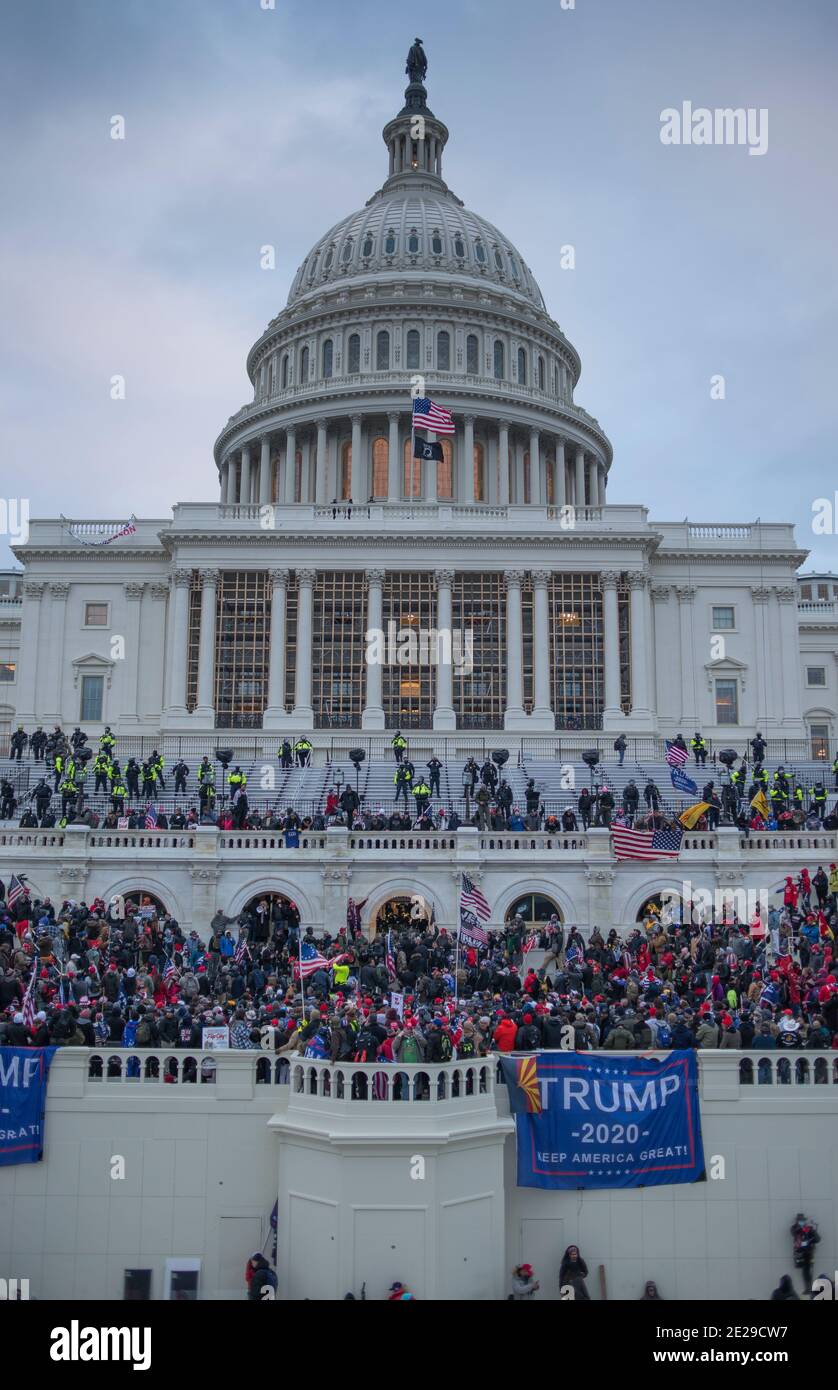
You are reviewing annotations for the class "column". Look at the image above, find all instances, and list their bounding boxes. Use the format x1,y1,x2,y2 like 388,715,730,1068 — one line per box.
194,569,219,722
387,412,400,501
776,586,803,727
497,422,510,506
575,446,586,510
554,440,566,509
301,434,311,503
531,569,555,728
220,460,229,504
433,568,456,730
118,583,144,722
292,567,315,725
597,462,606,507
283,427,296,505
586,458,596,508
600,570,623,724
628,572,650,718
258,436,272,506
529,428,541,506
350,414,362,504
514,440,524,503
164,569,192,718
45,583,69,723
464,416,475,503
315,419,329,505
240,445,252,507
14,581,46,722
503,570,526,727
362,568,385,729
262,569,289,728
676,586,698,726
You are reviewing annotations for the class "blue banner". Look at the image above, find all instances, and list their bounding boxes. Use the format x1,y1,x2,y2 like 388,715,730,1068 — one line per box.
0,1048,58,1167
500,1050,704,1189
670,767,698,795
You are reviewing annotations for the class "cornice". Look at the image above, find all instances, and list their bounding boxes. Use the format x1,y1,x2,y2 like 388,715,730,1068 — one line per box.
161,529,655,553
18,549,167,563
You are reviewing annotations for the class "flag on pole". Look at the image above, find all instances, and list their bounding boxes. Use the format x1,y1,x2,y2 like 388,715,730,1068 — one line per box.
386,930,396,982
293,941,330,979
6,874,28,907
750,789,770,819
162,956,176,981
679,801,711,830
459,873,489,948
144,805,158,829
21,967,37,1031
665,740,689,769
670,766,698,796
412,397,455,435
234,933,250,966
523,933,538,955
461,873,490,920
611,824,683,861
413,437,444,461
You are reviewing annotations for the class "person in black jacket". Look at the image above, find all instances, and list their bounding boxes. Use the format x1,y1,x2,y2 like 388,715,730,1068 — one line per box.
559,1246,590,1299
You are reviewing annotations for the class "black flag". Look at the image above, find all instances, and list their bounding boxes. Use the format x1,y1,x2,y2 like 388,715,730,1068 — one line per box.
413,438,444,462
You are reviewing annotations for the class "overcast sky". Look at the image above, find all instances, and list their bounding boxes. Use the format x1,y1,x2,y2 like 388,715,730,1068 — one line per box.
1,0,837,570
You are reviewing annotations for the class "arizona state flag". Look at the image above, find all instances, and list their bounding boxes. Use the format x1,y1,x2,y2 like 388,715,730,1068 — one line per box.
413,438,444,462
679,801,711,830
750,789,770,819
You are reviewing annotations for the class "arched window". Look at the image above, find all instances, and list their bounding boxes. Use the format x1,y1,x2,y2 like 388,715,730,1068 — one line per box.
322,339,333,379
538,355,545,390
505,893,563,931
437,438,453,499
431,231,443,255
281,354,289,389
340,440,352,500
362,234,374,258
493,247,504,271
372,437,389,498
341,237,354,264
376,330,390,370
493,340,505,379
324,244,335,271
473,441,485,503
406,329,421,369
517,347,527,384
300,345,309,381
407,229,420,254
437,330,450,371
347,334,360,374
454,236,465,259
308,252,319,281
384,229,397,255
403,438,421,498
474,240,486,264
509,253,520,280
466,334,479,375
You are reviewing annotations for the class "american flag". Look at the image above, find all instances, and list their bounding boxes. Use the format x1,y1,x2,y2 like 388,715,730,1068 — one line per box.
6,874,27,907
612,824,683,862
21,967,37,1031
460,874,489,948
665,740,689,769
234,934,250,966
294,940,330,979
523,933,538,955
162,956,176,981
386,930,396,981
144,805,158,828
412,397,455,435
461,873,490,920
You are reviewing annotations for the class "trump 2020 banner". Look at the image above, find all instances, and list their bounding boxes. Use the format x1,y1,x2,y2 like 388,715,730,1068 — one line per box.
0,1048,58,1167
500,1050,705,1190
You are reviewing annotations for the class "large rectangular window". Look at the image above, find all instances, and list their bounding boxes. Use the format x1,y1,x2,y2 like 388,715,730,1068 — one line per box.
214,572,271,728
312,572,365,728
80,675,104,721
711,605,735,630
382,573,435,728
185,573,201,713
807,666,827,687
452,573,505,727
715,678,739,725
548,574,604,728
0,663,15,682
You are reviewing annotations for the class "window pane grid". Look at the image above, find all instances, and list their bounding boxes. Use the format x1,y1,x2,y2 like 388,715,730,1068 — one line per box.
453,574,505,727
214,572,271,728
312,572,366,728
548,574,604,723
382,573,435,728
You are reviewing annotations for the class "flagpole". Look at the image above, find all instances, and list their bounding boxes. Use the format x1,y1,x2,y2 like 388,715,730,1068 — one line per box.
410,394,416,497
298,931,305,1015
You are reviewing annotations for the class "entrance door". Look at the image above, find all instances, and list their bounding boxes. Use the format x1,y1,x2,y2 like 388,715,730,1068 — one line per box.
520,1217,563,1300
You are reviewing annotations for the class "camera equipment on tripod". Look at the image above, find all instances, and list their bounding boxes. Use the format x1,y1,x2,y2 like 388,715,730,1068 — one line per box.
349,749,366,767
76,745,94,764
717,748,738,769
491,749,510,767
581,748,600,770
215,748,234,770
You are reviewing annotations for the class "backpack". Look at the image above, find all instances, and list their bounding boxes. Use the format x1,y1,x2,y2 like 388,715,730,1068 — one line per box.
656,1023,672,1047
136,1018,153,1046
439,1031,453,1062
400,1035,421,1064
354,1029,379,1062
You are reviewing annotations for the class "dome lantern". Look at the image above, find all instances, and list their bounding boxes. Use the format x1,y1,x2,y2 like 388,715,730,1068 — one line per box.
382,38,449,191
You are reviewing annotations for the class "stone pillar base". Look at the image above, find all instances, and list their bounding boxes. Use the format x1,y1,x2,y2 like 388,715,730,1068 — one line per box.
261,707,289,731
529,708,555,731
361,707,386,730
284,707,314,732
504,707,528,731
192,706,215,723
160,708,193,731
433,706,456,731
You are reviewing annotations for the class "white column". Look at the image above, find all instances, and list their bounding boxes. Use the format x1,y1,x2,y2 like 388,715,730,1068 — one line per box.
165,570,192,717
118,583,144,723
464,416,475,503
575,446,586,510
503,570,526,728
586,458,596,508
259,436,272,505
301,434,311,503
498,421,510,506
676,585,698,726
554,440,566,509
283,428,296,505
45,583,69,723
220,460,229,503
600,570,623,724
597,462,606,507
315,419,329,505
628,572,650,718
292,567,315,725
531,569,555,728
362,568,385,729
194,569,218,722
514,440,524,503
433,568,456,730
350,414,362,504
776,586,804,727
14,581,46,722
387,412,400,501
240,445,252,507
529,428,541,506
262,569,289,728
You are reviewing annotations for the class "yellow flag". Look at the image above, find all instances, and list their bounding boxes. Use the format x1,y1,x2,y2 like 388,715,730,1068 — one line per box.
750,789,769,819
679,801,711,830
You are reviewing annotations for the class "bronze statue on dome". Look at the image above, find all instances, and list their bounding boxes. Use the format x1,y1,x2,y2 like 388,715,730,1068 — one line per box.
406,38,427,85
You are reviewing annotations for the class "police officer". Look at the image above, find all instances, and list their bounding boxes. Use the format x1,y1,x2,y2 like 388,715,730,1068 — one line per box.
294,737,312,767
463,757,479,794
9,726,27,761
753,763,769,789
60,773,78,817
200,779,216,811
0,778,15,820
52,749,65,793
92,751,112,795
832,754,838,791
770,784,787,814
111,778,127,815
173,759,189,795
99,725,116,757
70,726,88,752
394,764,412,807
691,732,708,767
30,727,47,761
812,783,828,820
412,779,432,817
197,756,214,789
751,732,766,766
480,758,498,791
151,749,165,789
228,766,247,797
125,758,141,800
142,759,156,798
793,784,805,815
730,761,747,802
426,756,442,797
279,739,293,770
29,778,52,822
391,731,407,763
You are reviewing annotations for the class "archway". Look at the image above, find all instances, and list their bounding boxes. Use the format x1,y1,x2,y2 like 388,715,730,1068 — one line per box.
240,891,300,943
120,890,169,919
372,894,418,937
505,892,563,932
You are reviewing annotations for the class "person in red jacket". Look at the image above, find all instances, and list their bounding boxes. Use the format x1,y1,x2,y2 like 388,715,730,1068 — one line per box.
493,1015,518,1052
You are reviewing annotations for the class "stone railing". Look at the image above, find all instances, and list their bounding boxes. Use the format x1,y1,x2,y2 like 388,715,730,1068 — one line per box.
287,1056,497,1108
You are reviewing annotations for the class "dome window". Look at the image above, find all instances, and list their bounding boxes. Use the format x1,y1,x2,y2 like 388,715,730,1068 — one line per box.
376,330,390,370
493,341,505,379
454,236,465,259
341,237,354,264
538,355,545,390
308,253,319,281
384,230,397,255
437,330,450,371
322,339,334,379
324,245,335,271
466,333,479,375
408,229,420,254
517,347,527,385
362,235,374,258
509,253,520,279
347,334,360,374
474,241,486,264
431,232,443,255
406,329,421,369
281,354,289,389
493,247,504,271
300,345,310,380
